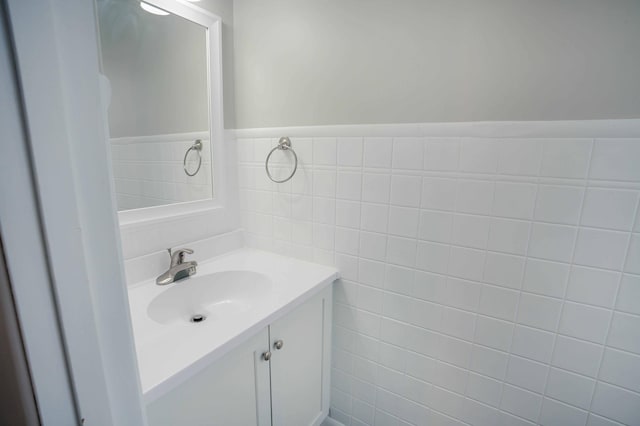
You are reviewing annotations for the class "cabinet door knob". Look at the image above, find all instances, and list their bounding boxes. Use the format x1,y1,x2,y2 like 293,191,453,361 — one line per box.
274,340,284,350
262,351,271,361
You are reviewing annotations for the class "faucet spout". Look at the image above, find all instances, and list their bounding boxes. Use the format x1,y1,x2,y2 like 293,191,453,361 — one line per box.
156,248,197,285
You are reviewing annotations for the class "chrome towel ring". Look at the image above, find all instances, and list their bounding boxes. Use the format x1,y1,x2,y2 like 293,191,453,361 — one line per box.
265,136,298,183
183,139,203,177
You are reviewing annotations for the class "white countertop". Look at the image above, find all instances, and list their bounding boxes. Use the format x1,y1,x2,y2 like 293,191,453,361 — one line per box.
127,249,339,403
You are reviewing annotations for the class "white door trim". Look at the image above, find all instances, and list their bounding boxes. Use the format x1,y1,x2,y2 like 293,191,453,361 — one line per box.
0,2,78,424
4,0,147,424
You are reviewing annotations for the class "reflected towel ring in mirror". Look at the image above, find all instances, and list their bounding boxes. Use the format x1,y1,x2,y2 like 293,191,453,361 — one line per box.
265,137,298,183
183,139,203,177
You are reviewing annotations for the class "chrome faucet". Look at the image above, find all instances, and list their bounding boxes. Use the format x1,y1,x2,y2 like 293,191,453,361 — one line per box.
156,248,198,285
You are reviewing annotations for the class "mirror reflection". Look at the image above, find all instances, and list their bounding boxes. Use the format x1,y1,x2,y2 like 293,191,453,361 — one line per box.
97,0,214,211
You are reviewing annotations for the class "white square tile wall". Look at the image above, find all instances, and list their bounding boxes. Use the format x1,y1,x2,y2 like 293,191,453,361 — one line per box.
238,135,640,426
110,133,212,210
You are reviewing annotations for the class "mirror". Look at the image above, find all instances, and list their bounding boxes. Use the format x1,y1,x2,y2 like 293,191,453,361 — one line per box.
97,0,215,212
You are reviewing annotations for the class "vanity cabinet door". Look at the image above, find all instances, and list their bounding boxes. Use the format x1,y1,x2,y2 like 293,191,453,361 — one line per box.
269,286,332,426
146,327,272,426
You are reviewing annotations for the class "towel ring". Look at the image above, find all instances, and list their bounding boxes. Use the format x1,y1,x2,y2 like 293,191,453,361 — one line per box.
183,139,203,177
265,137,298,183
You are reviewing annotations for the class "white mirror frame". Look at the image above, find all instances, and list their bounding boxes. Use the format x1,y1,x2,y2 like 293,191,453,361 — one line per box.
116,0,226,227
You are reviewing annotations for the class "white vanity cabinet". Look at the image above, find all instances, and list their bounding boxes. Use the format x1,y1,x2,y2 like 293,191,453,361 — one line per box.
146,328,271,426
269,286,332,426
146,286,332,426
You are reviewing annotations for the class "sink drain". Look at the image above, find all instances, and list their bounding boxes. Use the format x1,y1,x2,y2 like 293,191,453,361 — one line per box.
190,314,206,323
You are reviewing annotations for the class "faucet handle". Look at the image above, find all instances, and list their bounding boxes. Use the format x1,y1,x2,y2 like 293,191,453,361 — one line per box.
170,248,194,266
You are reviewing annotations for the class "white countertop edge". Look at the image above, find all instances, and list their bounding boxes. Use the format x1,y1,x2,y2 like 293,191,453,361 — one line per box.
141,270,339,404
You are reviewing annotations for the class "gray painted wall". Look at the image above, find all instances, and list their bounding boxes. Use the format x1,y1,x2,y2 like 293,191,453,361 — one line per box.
233,0,640,128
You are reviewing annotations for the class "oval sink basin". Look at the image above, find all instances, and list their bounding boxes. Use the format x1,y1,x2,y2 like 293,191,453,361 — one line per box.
147,271,272,325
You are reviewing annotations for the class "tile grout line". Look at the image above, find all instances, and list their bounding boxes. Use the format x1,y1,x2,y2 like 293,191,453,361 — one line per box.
459,137,493,407
495,142,544,423
537,137,596,421
371,136,401,425
586,172,640,417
